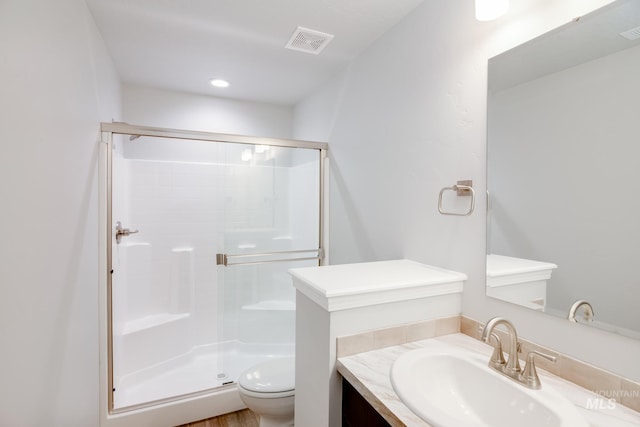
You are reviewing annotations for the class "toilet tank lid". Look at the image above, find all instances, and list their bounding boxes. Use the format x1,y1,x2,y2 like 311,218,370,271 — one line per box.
238,356,295,393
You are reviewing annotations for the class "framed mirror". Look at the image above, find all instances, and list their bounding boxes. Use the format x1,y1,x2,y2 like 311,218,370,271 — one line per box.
486,0,640,339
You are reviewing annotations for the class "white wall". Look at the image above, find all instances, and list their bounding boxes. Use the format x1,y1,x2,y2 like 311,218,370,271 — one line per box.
123,84,294,139
294,0,640,381
0,0,121,426
292,72,349,143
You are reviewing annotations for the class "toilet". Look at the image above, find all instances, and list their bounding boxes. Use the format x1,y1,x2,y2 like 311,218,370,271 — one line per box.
237,356,295,427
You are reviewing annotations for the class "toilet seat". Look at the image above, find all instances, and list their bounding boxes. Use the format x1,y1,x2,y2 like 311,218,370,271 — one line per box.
238,356,295,397
237,386,294,399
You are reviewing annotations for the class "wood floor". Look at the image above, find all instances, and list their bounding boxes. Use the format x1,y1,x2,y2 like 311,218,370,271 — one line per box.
178,409,259,427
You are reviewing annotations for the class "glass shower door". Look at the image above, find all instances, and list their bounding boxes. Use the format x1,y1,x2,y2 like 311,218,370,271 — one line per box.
106,124,325,412
216,142,322,383
110,134,229,409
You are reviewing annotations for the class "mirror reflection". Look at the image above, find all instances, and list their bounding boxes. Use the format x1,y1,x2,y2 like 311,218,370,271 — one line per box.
486,0,640,339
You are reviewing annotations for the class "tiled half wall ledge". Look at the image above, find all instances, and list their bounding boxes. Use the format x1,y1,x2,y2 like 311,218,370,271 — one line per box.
336,315,640,412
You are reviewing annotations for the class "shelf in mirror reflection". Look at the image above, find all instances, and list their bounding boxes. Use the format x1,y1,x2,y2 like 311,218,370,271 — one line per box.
486,254,557,311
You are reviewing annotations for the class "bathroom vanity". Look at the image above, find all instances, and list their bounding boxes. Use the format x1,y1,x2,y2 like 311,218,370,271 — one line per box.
290,260,640,427
342,380,391,427
337,327,640,427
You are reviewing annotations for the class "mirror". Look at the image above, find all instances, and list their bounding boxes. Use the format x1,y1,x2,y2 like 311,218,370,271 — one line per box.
486,0,640,339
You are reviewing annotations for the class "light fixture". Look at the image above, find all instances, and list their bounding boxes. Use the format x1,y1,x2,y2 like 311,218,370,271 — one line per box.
254,145,270,154
209,78,230,88
475,0,509,21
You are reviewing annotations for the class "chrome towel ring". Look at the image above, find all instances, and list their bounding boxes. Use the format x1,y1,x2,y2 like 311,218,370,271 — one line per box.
438,180,475,216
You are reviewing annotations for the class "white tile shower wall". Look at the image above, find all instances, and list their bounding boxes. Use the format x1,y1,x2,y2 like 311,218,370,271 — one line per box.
171,248,196,314
119,154,312,356
119,243,153,321
125,159,225,347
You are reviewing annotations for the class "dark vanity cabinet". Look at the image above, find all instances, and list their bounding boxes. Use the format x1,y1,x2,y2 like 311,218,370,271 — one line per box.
342,379,392,427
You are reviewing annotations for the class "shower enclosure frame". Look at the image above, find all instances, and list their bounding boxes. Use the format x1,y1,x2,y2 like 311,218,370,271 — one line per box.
99,122,328,420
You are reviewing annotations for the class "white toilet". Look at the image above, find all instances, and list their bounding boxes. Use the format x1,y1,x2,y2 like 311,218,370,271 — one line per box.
237,356,295,427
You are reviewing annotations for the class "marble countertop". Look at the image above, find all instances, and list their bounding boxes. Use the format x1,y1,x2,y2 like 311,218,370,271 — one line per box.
337,333,640,427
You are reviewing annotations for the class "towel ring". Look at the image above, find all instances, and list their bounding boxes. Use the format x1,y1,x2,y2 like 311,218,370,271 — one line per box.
438,181,475,216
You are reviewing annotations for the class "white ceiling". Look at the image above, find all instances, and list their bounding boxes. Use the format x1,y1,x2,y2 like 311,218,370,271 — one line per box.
86,0,425,106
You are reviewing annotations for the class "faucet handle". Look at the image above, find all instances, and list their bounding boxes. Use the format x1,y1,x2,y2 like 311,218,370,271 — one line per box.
488,333,506,367
522,350,557,389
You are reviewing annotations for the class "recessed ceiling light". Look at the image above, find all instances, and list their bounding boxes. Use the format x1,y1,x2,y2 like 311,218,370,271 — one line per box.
209,78,230,88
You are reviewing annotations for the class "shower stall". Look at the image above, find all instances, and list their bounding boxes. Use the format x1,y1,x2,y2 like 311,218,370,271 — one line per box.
100,123,326,417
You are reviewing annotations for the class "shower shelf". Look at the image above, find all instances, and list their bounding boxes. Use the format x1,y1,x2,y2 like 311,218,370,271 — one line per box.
241,300,295,311
121,312,190,335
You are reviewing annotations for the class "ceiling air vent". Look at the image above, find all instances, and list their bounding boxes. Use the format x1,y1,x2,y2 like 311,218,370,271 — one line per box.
620,26,640,41
285,26,334,55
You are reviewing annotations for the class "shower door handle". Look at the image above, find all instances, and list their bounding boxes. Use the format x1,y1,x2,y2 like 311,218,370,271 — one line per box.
115,221,139,244
216,248,323,266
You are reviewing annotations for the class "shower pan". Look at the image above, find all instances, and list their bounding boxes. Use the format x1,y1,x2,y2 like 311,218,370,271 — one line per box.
100,123,327,422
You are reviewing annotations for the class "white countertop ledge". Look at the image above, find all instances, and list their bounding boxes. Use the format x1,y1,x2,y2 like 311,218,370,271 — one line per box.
289,259,467,312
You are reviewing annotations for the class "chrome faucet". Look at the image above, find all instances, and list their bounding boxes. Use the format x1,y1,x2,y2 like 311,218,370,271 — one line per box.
568,300,594,323
480,317,556,389
481,317,521,374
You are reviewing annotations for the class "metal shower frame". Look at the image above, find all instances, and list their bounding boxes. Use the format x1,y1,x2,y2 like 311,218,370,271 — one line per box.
100,122,328,414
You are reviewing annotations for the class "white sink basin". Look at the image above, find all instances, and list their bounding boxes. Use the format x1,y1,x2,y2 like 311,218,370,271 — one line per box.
390,346,588,427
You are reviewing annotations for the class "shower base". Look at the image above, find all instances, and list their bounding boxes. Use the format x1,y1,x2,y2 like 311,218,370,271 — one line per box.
114,341,294,410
